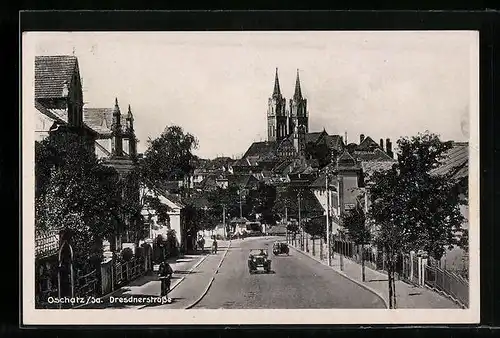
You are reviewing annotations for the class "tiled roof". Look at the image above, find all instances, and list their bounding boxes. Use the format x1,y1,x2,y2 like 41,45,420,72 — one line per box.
361,161,396,177
35,55,78,99
325,135,344,151
242,141,277,158
305,131,326,144
353,148,394,162
309,172,338,189
83,107,128,136
430,142,468,181
228,174,259,188
356,136,381,151
337,150,357,166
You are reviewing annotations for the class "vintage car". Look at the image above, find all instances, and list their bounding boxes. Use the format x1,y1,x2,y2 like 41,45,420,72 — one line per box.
272,241,289,256
248,249,271,274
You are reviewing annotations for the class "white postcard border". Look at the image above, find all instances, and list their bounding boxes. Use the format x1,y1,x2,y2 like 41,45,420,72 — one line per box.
21,31,480,325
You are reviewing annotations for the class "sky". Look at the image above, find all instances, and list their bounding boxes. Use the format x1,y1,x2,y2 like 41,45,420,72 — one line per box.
28,31,477,159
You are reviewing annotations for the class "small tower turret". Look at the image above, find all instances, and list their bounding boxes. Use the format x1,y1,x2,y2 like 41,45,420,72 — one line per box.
111,97,123,156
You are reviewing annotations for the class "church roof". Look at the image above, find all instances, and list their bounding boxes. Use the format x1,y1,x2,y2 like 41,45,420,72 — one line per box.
35,55,79,99
242,141,277,158
305,131,326,144
83,107,128,136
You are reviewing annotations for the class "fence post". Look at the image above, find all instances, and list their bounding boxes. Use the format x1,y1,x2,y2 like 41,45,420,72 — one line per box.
421,257,428,286
418,256,423,286
409,251,414,282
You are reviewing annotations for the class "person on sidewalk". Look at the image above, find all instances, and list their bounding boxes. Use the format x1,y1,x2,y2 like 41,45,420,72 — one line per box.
158,259,174,303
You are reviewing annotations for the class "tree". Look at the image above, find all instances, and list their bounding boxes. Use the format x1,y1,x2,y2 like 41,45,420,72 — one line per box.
367,131,467,308
272,185,298,222
35,132,122,272
141,125,199,184
248,182,278,225
341,203,370,282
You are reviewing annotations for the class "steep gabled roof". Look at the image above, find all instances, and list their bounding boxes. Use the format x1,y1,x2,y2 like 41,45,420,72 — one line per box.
325,134,345,151
356,136,381,151
337,150,357,166
35,55,79,99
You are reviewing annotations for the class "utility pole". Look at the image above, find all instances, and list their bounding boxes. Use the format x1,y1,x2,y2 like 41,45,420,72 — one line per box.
222,204,226,239
239,189,243,218
326,171,331,266
298,191,303,251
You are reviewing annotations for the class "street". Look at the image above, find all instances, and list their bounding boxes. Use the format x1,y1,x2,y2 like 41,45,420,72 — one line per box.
136,236,385,310
192,236,385,309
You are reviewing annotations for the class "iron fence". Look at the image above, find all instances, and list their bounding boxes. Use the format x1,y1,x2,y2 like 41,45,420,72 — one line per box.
424,264,469,308
75,269,98,299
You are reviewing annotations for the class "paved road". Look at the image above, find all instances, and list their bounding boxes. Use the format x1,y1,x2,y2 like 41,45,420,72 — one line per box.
193,236,386,309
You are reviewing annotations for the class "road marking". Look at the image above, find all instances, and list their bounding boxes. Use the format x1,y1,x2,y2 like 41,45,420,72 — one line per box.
288,244,389,309
185,240,232,309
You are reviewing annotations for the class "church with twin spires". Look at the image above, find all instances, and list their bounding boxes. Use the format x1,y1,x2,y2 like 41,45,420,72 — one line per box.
267,68,309,143
231,68,395,179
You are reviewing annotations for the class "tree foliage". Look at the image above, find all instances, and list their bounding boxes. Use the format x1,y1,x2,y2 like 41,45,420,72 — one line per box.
341,203,370,245
368,132,466,261
35,132,122,270
303,215,326,239
247,182,278,224
141,125,199,183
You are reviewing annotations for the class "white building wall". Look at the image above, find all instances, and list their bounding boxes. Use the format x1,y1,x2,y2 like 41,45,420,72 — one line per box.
35,110,55,142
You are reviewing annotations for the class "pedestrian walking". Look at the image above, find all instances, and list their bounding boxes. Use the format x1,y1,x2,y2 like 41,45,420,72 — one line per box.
212,238,218,254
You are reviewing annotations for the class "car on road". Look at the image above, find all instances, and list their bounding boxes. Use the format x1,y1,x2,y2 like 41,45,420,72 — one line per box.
272,241,289,256
248,249,271,274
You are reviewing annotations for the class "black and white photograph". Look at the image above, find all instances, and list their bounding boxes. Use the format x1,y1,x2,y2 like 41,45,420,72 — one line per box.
22,31,479,325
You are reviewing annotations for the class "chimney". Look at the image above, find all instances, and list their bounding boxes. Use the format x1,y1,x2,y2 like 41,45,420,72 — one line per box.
380,138,384,149
360,134,365,144
386,138,393,158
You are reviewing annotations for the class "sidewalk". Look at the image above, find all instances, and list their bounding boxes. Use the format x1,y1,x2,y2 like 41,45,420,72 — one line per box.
290,241,460,309
144,240,231,309
76,253,209,309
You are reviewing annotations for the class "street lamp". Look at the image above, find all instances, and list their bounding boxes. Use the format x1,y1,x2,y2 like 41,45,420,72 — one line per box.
298,190,303,251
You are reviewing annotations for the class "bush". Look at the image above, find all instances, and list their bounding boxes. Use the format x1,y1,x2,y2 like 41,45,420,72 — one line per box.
121,247,133,262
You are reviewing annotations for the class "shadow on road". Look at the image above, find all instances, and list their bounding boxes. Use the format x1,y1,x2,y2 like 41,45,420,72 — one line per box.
174,270,200,275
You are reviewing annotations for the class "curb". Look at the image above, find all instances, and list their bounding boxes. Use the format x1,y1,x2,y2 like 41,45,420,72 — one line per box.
289,244,389,309
137,254,210,310
185,240,232,309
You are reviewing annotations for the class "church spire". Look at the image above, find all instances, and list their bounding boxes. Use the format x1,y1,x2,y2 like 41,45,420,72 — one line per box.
293,69,302,100
273,67,281,97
